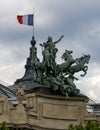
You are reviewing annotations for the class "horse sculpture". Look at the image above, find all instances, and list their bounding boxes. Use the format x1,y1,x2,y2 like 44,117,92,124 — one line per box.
56,50,75,75
29,36,91,97
67,54,90,76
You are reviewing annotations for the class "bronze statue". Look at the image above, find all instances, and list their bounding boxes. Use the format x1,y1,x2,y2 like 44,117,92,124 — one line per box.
40,35,64,69
30,36,90,96
67,54,90,76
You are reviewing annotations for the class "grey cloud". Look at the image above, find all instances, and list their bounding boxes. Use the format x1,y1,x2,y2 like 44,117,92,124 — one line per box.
0,0,100,102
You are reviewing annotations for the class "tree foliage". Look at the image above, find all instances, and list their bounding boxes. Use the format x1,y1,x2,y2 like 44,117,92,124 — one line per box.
0,122,9,130
68,121,100,130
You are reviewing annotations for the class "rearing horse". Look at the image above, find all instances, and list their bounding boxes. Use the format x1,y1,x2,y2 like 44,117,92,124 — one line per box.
67,54,90,76
56,50,75,75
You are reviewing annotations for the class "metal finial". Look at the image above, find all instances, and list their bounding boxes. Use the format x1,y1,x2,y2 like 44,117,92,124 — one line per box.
30,36,36,47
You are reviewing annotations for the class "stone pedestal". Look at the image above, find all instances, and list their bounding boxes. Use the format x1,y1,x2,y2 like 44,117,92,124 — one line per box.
0,93,98,130
26,93,97,130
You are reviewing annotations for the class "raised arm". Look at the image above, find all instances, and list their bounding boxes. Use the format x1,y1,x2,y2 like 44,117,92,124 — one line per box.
40,42,47,48
54,35,64,44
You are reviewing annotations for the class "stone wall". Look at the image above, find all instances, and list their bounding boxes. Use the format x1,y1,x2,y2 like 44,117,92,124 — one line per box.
0,93,99,130
26,93,98,130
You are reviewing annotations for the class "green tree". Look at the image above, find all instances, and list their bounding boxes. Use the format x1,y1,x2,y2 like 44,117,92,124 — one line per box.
68,121,100,130
68,124,75,130
75,124,85,130
0,122,9,130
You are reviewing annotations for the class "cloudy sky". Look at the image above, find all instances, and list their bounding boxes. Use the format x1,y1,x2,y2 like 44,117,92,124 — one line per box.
0,0,100,102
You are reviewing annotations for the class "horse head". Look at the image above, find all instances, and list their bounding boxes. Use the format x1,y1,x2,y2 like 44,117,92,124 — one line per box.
62,50,73,61
82,54,90,64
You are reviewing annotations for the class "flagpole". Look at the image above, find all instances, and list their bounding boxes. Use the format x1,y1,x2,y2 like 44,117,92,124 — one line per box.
33,12,34,37
31,9,36,49
33,9,35,38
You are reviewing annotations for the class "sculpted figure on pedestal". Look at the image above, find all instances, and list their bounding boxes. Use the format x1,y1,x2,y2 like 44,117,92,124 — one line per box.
30,36,90,96
16,82,25,104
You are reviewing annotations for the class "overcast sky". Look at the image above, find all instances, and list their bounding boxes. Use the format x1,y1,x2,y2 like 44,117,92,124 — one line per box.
0,0,100,102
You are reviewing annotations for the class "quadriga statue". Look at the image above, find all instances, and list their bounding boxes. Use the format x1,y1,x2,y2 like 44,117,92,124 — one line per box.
31,36,90,97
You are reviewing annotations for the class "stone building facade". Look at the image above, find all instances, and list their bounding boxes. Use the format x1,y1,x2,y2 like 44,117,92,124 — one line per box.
0,92,99,130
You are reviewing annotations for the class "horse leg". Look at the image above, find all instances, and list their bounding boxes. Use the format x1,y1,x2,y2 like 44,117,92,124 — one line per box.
81,66,88,76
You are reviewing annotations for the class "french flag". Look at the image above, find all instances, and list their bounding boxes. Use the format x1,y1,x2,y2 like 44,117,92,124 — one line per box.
17,14,34,26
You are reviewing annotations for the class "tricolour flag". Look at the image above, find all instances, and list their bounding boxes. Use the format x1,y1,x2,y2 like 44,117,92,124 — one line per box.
17,14,34,26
